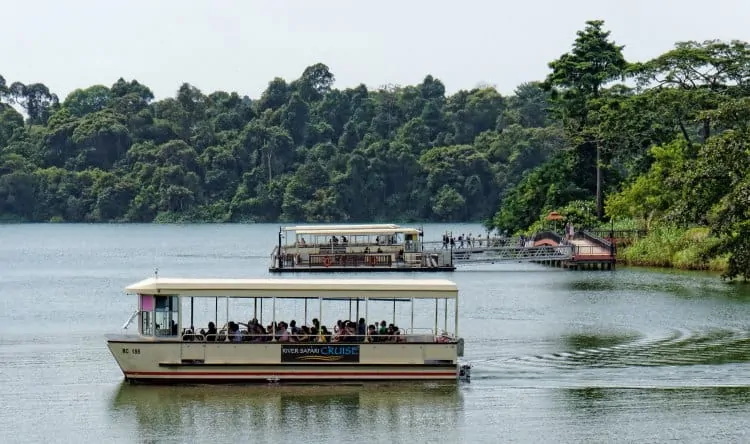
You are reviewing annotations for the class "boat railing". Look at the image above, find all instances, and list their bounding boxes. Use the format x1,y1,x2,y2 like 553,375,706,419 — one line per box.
308,253,393,268
177,331,455,344
121,310,139,330
286,242,405,251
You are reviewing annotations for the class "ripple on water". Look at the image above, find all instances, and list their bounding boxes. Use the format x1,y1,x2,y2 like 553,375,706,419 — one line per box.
471,326,750,385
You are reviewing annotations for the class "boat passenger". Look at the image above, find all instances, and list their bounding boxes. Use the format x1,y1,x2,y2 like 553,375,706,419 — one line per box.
357,318,366,342
205,322,217,341
277,322,291,342
229,322,242,342
294,326,310,343
318,326,330,343
366,324,377,342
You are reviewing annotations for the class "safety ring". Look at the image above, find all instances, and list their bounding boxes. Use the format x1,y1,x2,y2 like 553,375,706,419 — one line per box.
323,256,332,267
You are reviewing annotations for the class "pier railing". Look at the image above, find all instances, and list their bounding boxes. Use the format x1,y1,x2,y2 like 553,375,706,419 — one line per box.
586,229,647,245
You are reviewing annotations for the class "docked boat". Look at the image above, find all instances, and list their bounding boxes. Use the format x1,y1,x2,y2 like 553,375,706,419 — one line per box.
269,224,455,272
106,276,471,383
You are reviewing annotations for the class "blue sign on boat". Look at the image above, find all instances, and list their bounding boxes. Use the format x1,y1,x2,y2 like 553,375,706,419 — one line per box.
280,344,360,363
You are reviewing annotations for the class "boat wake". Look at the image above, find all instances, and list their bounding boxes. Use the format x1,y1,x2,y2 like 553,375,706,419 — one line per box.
470,327,750,376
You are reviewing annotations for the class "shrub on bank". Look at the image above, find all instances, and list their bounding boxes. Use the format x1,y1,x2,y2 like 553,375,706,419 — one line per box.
619,225,727,271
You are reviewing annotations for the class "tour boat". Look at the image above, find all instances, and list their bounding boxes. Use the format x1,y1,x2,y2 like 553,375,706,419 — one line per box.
269,224,455,272
106,276,471,383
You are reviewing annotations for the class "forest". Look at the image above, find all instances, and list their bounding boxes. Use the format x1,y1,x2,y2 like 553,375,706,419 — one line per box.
1,20,749,278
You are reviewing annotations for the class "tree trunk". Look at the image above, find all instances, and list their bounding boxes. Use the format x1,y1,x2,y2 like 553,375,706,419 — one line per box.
267,152,272,183
596,142,603,220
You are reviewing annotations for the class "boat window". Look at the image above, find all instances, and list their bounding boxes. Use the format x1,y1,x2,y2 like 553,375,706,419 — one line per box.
140,311,153,336
154,295,179,336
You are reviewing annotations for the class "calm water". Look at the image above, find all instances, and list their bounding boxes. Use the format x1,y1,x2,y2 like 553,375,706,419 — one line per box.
2,223,750,443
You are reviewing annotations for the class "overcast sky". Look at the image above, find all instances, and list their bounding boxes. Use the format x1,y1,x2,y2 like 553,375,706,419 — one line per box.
2,0,748,101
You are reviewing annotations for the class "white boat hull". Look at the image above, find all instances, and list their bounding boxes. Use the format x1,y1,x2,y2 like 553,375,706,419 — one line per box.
106,335,460,383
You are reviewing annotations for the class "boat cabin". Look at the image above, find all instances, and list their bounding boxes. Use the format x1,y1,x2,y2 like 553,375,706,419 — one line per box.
272,224,434,270
121,277,460,345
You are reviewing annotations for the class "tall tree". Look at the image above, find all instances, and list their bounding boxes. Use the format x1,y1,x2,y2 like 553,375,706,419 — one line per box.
544,20,627,218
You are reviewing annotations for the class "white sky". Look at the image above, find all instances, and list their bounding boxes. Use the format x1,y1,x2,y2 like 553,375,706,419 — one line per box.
2,0,748,101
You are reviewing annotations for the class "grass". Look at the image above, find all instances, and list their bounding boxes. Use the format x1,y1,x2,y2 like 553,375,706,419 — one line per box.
619,224,727,271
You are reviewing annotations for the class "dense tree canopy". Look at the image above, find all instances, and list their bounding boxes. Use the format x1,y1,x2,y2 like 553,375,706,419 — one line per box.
2,21,750,278
0,63,549,225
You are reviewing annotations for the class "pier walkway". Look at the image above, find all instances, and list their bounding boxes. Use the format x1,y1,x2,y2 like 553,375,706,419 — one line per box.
425,230,617,270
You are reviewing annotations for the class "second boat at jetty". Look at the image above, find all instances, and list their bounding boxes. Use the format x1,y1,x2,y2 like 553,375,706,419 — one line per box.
269,224,455,272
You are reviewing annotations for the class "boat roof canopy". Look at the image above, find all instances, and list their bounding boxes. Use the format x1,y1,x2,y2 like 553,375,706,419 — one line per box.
293,227,419,236
282,224,400,231
125,277,458,300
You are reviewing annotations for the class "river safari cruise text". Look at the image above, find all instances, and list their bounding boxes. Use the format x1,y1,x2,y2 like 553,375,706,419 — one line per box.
107,277,471,383
270,224,455,272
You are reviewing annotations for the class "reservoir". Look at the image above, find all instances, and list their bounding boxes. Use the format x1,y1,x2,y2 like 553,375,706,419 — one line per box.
1,223,749,443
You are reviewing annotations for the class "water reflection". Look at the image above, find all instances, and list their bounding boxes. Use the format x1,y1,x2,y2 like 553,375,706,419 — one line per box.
110,382,463,442
563,386,750,413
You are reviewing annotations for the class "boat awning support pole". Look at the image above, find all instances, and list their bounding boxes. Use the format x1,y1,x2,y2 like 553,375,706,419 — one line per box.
410,298,414,334
364,297,369,342
318,297,322,326
444,298,448,334
356,299,360,323
349,300,352,320
190,297,194,329
214,297,218,325
454,297,459,337
392,299,396,324
260,299,263,324
434,298,438,336
254,298,257,320
225,296,229,342
304,299,308,325
272,297,276,342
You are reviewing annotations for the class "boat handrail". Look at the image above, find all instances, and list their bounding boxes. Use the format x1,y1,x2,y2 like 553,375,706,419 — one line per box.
175,330,456,344
121,310,139,330
286,241,407,248
404,327,438,335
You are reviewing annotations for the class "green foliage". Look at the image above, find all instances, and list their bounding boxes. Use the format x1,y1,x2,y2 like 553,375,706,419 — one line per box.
621,225,726,271
1,20,749,279
0,65,540,224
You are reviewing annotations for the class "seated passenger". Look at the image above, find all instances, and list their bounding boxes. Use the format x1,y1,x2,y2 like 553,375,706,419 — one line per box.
357,318,366,342
318,326,330,343
366,324,377,342
277,322,291,342
229,322,242,343
205,321,217,341
294,326,310,343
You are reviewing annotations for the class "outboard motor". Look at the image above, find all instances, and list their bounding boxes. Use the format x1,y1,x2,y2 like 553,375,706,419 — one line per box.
457,337,465,357
459,363,471,383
